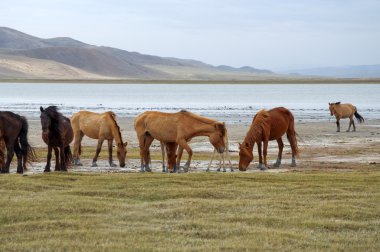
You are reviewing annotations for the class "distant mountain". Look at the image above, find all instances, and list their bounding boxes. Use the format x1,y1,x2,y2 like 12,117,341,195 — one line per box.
289,65,380,78
216,65,273,74
0,27,274,80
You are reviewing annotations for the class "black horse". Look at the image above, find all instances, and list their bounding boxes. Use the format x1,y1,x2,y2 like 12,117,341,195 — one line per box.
0,111,36,173
40,106,73,172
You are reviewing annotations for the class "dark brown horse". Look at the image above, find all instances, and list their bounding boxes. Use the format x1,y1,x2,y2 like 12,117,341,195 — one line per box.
40,106,73,172
239,107,298,171
0,111,36,173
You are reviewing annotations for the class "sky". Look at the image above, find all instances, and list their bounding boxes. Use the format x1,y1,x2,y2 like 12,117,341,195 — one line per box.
1,0,380,71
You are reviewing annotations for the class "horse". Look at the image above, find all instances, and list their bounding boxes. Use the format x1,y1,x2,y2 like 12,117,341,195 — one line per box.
40,106,73,172
159,131,233,173
328,102,364,132
71,111,127,167
134,110,226,172
164,142,178,173
238,107,298,171
0,111,36,173
207,133,233,172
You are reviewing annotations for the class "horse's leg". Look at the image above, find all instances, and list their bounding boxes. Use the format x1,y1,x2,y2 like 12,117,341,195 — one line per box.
92,138,104,167
221,151,226,172
273,138,284,168
352,117,356,132
44,145,52,172
263,140,268,169
207,149,217,172
107,139,117,167
336,118,340,132
257,141,266,170
4,142,15,173
176,146,184,172
14,141,23,174
347,116,353,132
54,147,60,171
160,141,166,172
73,131,84,166
60,145,67,172
137,134,146,172
142,135,154,172
177,139,192,172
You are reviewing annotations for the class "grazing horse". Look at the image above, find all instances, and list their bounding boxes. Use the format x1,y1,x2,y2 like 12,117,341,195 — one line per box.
40,106,73,172
239,107,298,171
328,102,364,132
71,111,127,167
134,110,226,172
0,111,36,173
207,133,233,172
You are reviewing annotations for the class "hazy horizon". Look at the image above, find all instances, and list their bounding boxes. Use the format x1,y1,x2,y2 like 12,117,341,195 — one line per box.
1,0,380,71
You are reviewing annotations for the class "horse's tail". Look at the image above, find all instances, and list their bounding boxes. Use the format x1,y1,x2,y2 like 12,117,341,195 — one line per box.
64,145,73,167
287,112,299,157
354,109,364,123
19,116,37,170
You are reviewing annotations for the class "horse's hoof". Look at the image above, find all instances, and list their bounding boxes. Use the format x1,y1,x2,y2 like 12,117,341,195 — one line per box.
291,163,297,167
217,168,221,172
44,169,51,173
230,169,234,172
223,169,226,172
110,163,117,167
145,167,152,172
91,163,98,167
259,165,267,171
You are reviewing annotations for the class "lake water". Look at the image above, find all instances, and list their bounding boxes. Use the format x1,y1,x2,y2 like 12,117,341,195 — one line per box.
0,83,379,124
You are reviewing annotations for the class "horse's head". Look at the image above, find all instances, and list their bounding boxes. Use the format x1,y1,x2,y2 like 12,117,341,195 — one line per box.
209,122,226,154
40,106,51,132
238,142,253,171
116,142,128,167
328,102,340,116
165,142,178,173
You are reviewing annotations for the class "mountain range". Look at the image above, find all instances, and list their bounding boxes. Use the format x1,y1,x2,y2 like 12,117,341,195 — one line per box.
0,27,275,80
1,27,379,80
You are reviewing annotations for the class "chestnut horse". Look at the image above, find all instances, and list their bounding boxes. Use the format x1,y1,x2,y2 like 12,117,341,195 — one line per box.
40,106,73,172
328,102,364,132
239,107,298,171
134,110,226,172
0,111,36,173
71,111,127,167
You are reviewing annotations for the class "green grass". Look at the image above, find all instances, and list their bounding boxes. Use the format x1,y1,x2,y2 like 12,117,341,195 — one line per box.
0,170,379,251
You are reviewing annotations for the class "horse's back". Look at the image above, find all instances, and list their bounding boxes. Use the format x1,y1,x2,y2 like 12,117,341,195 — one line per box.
71,110,108,139
267,107,295,140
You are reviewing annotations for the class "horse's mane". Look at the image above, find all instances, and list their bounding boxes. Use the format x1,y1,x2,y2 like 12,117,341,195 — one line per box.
43,106,63,138
107,112,123,144
244,109,270,146
180,110,217,125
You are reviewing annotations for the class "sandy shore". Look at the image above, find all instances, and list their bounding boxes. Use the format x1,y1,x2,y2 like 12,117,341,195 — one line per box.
19,116,380,174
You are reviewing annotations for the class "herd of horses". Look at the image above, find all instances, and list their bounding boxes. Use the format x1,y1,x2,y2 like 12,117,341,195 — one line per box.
0,102,364,174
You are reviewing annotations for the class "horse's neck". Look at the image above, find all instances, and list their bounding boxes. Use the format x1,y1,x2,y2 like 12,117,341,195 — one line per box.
244,124,262,146
109,121,123,145
190,121,216,137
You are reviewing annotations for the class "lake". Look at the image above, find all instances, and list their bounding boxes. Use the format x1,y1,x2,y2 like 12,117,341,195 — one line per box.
0,83,379,124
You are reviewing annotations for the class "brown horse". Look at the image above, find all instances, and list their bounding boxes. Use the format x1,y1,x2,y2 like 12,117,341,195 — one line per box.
207,133,233,172
40,106,73,172
71,111,127,167
0,111,36,173
239,107,298,171
134,110,226,172
328,102,364,132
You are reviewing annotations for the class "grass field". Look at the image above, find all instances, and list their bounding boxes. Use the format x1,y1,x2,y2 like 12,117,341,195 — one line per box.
0,170,379,251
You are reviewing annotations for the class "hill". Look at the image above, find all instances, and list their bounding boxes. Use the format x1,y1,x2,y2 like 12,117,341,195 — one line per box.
0,27,275,80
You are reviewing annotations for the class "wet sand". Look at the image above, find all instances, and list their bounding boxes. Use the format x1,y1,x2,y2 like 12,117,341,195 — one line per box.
20,116,380,174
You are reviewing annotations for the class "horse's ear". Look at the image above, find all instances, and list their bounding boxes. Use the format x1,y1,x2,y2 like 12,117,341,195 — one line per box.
336,102,341,105
40,106,44,112
124,141,128,147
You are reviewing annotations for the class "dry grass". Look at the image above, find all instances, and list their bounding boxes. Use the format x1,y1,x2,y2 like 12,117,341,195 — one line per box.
0,170,379,251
